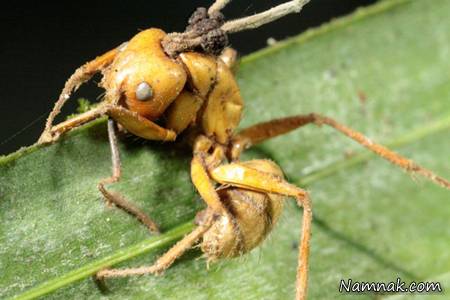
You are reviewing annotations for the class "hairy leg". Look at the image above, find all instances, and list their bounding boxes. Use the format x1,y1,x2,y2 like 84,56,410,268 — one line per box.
96,211,214,279
231,113,450,189
98,119,160,233
42,102,177,143
39,48,118,144
209,160,312,300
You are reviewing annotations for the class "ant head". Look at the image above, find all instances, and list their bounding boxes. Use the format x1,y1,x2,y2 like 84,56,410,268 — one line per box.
108,28,187,120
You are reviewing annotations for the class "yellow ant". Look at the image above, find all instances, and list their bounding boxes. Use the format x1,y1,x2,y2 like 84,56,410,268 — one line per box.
37,1,450,299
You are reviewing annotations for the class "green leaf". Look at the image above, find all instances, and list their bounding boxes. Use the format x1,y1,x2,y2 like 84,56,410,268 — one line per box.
1,0,449,299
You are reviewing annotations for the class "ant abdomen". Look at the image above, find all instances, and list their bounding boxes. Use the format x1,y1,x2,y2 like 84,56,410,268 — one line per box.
201,160,285,260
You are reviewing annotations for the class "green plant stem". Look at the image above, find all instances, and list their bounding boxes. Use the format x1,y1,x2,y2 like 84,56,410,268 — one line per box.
12,223,195,300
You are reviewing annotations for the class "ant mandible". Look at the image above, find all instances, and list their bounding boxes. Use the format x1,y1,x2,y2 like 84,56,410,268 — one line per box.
37,0,450,299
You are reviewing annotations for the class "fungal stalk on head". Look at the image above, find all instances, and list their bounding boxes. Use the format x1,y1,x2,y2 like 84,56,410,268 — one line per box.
162,0,311,57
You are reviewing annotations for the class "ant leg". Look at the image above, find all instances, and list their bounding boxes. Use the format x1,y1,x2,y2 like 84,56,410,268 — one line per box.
190,151,245,253
94,149,244,280
98,119,160,234
209,160,312,300
45,103,177,142
231,113,450,189
45,104,109,140
96,210,215,279
191,155,228,214
38,48,118,144
107,105,177,141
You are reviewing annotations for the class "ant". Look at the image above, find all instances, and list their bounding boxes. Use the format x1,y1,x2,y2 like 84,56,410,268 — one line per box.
37,1,450,299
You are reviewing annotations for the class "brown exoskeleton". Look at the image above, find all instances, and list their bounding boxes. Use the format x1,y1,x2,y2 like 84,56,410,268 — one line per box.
38,1,450,299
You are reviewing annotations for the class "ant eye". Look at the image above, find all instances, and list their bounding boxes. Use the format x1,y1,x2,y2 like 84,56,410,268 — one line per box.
136,81,153,101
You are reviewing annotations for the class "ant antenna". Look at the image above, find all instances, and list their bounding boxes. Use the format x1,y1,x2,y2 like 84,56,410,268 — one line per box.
162,0,311,57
